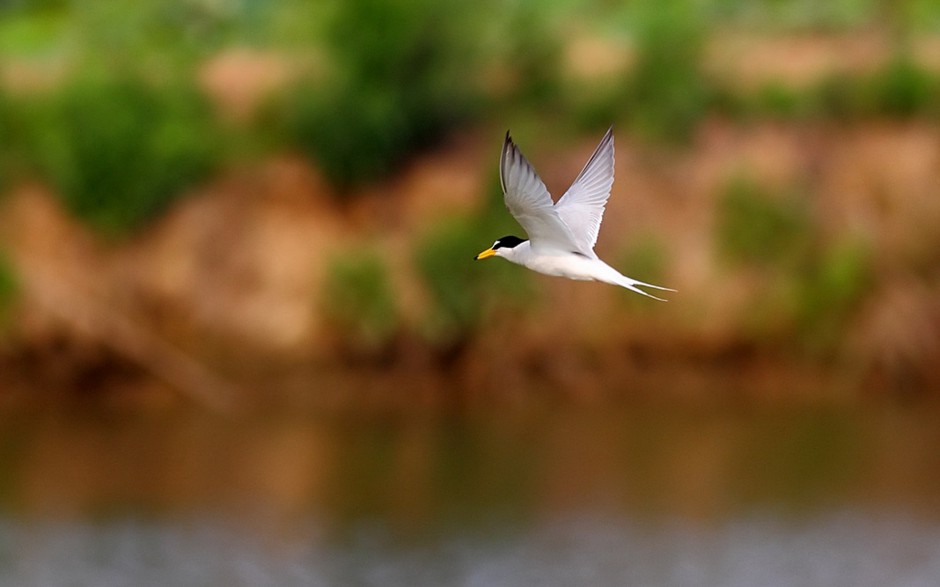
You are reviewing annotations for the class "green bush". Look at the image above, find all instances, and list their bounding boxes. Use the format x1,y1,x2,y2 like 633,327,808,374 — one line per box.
865,56,938,118
714,178,874,353
625,0,710,143
0,91,11,193
0,251,18,329
794,238,874,352
813,57,939,120
30,73,220,234
414,207,532,349
414,217,488,347
750,82,809,120
0,88,31,191
716,176,814,268
322,247,399,354
281,0,480,190
495,1,563,107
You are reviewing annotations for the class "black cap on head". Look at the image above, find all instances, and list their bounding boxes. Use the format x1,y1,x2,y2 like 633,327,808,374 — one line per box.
493,235,527,250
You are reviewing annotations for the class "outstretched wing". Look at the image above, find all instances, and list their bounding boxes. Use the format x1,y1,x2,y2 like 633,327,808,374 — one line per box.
554,126,615,254
500,131,583,255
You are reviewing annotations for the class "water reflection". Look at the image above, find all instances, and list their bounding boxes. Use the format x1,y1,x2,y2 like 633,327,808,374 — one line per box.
1,400,940,585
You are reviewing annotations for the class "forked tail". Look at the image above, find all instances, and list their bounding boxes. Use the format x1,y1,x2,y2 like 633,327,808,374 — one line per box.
614,274,676,302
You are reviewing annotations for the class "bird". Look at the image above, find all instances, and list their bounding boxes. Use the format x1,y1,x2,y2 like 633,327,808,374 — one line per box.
475,127,675,301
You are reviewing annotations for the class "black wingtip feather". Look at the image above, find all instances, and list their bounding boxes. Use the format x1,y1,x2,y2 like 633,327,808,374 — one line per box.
500,130,513,194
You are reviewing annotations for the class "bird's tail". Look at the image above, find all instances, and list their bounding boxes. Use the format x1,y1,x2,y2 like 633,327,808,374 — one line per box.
612,274,676,302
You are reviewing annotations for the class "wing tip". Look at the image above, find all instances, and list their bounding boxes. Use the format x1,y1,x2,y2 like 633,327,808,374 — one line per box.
504,129,514,151
502,129,515,152
500,130,514,194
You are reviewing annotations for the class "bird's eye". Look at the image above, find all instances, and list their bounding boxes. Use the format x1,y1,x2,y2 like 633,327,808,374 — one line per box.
492,241,501,250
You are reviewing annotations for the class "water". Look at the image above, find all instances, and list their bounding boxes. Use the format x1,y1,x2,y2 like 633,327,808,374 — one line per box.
3,511,940,586
1,400,939,586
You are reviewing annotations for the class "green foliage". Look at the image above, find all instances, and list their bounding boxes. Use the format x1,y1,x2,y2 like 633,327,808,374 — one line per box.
0,91,12,193
750,82,808,119
794,238,874,352
701,0,881,31
0,88,34,191
322,247,399,354
495,1,563,107
73,0,237,68
813,72,869,120
625,0,710,143
714,176,875,354
801,57,940,121
865,56,938,117
414,217,488,346
0,252,18,329
0,1,69,57
281,0,480,190
31,73,221,235
414,207,532,348
716,177,813,268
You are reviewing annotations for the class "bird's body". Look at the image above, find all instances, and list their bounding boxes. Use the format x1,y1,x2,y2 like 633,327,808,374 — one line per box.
475,127,674,301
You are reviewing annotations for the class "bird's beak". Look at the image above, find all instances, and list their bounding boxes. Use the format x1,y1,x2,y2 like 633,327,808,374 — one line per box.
475,248,496,260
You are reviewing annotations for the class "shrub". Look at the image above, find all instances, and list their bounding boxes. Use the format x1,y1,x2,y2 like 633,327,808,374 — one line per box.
414,217,488,347
794,238,874,353
31,73,220,235
813,57,939,120
414,207,532,350
865,56,938,118
281,0,480,190
625,0,710,143
494,1,563,107
0,88,31,191
321,247,399,355
0,251,17,329
750,82,808,120
714,177,874,354
0,91,11,193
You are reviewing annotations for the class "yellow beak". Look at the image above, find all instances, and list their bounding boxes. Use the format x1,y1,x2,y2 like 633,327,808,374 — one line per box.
475,248,497,260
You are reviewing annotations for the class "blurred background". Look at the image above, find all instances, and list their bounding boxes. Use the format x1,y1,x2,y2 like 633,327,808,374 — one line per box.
2,0,940,585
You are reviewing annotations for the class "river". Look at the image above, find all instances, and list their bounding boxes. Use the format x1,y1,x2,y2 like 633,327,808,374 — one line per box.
1,394,938,586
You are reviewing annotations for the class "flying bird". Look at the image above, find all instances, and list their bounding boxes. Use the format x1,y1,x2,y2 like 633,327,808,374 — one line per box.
475,127,675,301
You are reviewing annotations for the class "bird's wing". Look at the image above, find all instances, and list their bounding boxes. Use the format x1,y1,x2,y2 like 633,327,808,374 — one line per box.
500,131,583,255
554,126,615,253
